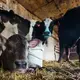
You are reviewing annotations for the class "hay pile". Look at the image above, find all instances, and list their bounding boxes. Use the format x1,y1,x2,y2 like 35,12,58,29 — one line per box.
0,60,80,80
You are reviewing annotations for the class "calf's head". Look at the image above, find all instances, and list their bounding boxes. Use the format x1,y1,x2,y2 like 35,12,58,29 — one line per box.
43,18,54,40
31,18,54,44
1,34,28,73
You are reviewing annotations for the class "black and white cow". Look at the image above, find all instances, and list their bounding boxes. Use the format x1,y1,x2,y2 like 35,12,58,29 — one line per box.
44,6,80,62
0,10,53,41
32,19,54,42
0,10,31,39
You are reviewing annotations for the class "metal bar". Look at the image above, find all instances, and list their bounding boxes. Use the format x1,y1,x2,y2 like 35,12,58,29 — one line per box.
33,0,54,12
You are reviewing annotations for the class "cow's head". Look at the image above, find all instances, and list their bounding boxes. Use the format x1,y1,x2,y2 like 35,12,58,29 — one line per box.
1,34,28,73
42,18,54,40
28,18,54,45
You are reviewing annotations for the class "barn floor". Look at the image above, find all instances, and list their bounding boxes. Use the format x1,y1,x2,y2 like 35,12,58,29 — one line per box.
0,60,80,80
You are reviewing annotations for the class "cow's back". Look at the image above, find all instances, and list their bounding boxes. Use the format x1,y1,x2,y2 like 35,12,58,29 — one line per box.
58,6,80,47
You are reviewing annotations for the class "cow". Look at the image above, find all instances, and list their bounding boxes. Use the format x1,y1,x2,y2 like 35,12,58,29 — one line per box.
44,6,80,62
0,10,53,42
1,34,29,73
0,10,31,39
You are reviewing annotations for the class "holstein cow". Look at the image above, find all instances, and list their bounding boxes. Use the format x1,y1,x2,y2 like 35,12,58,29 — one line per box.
44,6,80,62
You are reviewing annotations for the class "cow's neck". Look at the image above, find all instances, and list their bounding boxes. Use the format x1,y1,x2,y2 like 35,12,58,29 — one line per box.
1,21,18,39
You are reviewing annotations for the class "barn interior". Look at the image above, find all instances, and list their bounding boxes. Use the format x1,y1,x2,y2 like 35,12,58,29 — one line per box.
0,0,79,61
0,1,80,79
1,0,80,40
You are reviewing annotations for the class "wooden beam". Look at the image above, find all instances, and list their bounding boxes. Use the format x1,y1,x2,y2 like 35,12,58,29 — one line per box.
33,0,54,12
46,0,53,3
0,0,6,3
16,0,42,20
53,0,61,12
24,9,42,20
